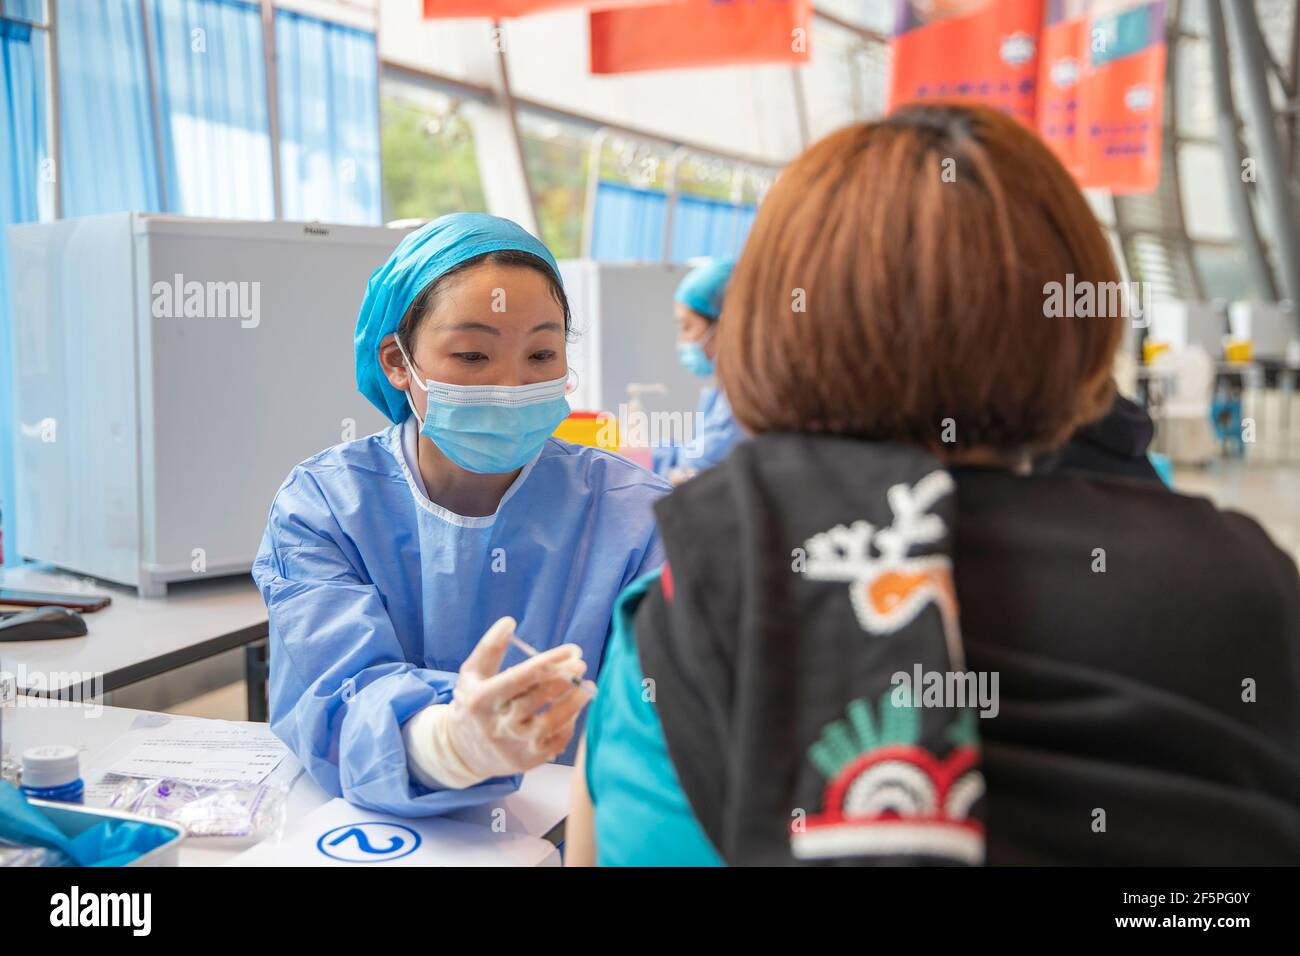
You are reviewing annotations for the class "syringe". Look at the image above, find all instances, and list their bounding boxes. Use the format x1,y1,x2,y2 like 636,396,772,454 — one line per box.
508,634,585,688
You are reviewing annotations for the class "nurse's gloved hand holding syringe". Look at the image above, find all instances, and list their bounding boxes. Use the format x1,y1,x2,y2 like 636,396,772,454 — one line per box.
403,617,596,790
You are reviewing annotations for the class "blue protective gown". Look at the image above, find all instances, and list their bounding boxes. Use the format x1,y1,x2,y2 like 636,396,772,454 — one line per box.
252,425,669,817
652,386,744,477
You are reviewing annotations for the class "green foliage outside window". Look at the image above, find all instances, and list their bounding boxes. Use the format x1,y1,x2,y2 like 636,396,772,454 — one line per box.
381,95,486,222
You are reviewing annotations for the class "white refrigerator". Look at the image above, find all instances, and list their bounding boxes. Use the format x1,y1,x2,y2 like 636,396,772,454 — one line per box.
6,213,403,595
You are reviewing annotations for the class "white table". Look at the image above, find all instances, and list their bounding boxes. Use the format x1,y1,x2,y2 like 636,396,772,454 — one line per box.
0,565,270,717
2,698,571,866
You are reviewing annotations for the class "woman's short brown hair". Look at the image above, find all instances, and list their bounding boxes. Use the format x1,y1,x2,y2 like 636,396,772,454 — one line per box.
718,103,1124,452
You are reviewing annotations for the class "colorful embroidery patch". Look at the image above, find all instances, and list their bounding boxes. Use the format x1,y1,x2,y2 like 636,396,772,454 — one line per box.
791,690,985,864
800,471,963,668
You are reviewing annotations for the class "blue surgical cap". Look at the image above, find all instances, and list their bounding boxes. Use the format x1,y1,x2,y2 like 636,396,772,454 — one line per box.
355,212,562,423
674,259,735,321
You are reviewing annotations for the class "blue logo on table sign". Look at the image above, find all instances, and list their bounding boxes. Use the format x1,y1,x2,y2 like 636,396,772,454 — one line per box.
316,822,422,863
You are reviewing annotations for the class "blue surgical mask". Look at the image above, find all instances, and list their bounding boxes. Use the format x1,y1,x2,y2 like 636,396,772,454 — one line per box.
677,340,715,378
397,338,570,474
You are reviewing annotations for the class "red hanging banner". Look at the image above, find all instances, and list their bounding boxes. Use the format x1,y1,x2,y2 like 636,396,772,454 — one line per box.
589,0,811,75
888,0,1166,193
886,0,1045,128
1036,1,1086,177
1074,0,1166,193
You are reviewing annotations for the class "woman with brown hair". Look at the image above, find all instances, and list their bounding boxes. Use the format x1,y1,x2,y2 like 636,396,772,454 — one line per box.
565,103,1300,865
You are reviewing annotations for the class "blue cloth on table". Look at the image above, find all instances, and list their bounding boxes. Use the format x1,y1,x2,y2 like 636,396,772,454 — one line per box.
0,782,171,866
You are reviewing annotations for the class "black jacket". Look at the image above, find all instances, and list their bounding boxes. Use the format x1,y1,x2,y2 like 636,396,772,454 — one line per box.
637,433,1300,865
1036,394,1162,483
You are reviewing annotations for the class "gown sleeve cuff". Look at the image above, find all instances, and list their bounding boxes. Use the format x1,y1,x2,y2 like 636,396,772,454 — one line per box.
402,703,489,791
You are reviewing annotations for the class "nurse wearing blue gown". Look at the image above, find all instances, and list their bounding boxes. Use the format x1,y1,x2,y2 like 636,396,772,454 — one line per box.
652,259,745,482
252,214,670,817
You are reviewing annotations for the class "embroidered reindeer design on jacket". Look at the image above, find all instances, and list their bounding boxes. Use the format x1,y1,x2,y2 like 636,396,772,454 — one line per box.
800,470,963,669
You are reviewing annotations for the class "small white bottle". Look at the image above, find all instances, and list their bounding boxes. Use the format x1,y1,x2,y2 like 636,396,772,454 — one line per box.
19,745,85,804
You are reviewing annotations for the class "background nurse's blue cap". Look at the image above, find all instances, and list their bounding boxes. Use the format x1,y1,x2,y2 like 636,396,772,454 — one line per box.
674,258,735,321
355,212,563,424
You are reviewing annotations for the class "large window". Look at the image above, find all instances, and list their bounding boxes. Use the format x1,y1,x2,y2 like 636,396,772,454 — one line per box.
669,155,768,263
1166,0,1296,303
380,84,485,222
582,132,775,262
45,0,383,221
585,134,673,261
1194,245,1257,302
518,110,591,259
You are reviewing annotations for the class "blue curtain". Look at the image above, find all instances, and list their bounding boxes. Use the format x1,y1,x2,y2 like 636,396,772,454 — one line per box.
670,193,756,262
4,1,44,23
590,180,756,262
59,0,380,222
57,0,161,216
590,181,666,261
0,15,48,565
276,9,380,224
148,0,273,218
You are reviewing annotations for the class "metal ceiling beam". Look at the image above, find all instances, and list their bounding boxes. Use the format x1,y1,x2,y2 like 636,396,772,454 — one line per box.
1205,0,1278,299
1224,0,1300,307
381,59,786,171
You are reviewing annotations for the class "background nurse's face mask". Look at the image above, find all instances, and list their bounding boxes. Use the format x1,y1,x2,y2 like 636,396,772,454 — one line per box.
396,336,570,474
677,324,717,378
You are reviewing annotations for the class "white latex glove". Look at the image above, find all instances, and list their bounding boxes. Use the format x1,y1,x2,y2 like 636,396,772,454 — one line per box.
405,617,595,789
